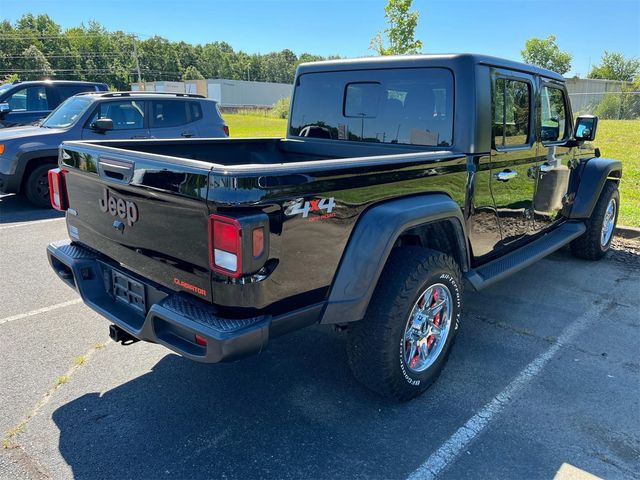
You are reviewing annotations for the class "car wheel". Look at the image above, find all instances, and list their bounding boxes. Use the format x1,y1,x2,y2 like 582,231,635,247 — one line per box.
571,181,619,261
24,164,55,208
347,247,463,401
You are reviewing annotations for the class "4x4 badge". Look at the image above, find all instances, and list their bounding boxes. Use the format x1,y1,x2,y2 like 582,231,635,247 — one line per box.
99,188,139,226
285,197,336,219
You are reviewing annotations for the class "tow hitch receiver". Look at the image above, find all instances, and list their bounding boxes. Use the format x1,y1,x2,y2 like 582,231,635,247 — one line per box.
109,324,139,345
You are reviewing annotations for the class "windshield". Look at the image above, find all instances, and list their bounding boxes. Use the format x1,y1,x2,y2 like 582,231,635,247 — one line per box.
42,96,93,128
0,83,14,97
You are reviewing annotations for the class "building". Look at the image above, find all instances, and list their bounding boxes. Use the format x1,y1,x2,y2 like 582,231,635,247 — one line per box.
131,79,292,108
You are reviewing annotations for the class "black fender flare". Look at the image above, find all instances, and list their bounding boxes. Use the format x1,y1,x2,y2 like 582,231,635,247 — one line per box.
13,149,59,193
570,157,622,219
321,194,468,324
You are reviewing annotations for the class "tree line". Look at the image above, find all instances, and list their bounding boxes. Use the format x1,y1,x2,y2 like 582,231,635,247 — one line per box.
0,14,335,89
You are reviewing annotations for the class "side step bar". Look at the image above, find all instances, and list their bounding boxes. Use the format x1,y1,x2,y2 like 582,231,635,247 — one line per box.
465,221,586,291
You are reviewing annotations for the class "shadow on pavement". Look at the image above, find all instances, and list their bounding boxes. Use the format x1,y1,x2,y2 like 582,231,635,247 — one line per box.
0,194,63,224
51,326,475,480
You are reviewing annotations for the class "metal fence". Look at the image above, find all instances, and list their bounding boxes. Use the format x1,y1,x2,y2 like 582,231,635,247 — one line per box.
566,78,639,120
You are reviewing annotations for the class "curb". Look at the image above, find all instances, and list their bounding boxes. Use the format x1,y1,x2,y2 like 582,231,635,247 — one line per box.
616,225,640,240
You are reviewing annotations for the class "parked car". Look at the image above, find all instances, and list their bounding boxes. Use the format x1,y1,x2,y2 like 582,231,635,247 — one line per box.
0,91,228,206
0,80,108,128
47,54,620,401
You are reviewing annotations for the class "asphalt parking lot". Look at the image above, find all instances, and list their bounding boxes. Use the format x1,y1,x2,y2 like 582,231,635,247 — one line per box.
1,192,639,480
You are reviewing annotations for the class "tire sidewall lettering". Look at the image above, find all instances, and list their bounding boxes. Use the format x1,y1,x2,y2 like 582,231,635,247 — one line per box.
399,270,461,387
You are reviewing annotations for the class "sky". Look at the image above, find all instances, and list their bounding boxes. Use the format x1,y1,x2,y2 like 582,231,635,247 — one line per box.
2,0,639,77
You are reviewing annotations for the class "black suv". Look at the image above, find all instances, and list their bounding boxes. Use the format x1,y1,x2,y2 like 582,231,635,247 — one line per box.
0,80,108,128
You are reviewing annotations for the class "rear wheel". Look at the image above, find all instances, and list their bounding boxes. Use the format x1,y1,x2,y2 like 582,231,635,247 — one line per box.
24,164,54,208
347,247,463,401
571,181,619,260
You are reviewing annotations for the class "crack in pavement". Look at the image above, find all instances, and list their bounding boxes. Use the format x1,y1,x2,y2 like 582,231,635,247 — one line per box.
2,339,110,478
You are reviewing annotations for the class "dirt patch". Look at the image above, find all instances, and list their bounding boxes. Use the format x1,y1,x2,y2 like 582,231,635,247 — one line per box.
609,236,640,270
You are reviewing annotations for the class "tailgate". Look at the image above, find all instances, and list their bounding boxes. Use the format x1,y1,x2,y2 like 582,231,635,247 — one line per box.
60,142,214,302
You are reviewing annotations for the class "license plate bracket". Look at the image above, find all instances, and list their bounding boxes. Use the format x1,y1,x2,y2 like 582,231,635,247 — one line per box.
111,269,146,315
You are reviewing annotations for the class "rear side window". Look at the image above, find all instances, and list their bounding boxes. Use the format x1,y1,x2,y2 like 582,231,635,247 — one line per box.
55,85,97,102
492,78,530,147
289,68,454,147
189,102,203,121
151,100,188,128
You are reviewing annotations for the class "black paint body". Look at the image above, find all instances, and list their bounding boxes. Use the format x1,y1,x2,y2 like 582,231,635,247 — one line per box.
50,54,622,362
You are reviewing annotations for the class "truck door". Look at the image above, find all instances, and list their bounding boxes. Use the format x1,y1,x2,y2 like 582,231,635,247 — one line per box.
489,70,538,247
532,80,573,233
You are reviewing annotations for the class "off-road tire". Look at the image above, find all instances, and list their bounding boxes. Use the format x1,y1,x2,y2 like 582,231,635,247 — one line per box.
24,164,54,208
571,181,619,260
347,247,463,401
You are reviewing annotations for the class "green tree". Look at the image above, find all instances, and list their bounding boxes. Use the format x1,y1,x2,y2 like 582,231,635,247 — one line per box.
588,51,640,82
370,0,423,55
19,45,53,80
521,35,572,75
182,65,204,80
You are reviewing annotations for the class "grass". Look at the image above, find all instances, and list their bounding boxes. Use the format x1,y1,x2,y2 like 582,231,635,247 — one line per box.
596,120,639,227
224,113,287,138
223,114,638,227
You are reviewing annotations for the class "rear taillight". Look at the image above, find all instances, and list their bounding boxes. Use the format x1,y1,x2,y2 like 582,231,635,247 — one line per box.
208,213,270,278
223,125,229,136
209,214,242,277
48,168,68,211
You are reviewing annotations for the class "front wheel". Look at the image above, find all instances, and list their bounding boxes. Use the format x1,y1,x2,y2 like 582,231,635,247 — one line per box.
347,247,463,401
571,181,620,260
24,164,55,208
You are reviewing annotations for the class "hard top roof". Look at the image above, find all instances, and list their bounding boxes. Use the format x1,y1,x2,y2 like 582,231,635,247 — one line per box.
296,53,565,82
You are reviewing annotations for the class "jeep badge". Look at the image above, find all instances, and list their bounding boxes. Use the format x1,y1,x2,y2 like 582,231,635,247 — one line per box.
99,188,139,226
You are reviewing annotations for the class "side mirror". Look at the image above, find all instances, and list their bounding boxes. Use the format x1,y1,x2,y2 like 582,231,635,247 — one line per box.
574,115,598,142
0,102,11,118
92,118,114,132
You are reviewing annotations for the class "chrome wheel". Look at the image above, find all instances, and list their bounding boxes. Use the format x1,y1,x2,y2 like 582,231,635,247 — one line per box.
600,198,617,247
402,283,453,373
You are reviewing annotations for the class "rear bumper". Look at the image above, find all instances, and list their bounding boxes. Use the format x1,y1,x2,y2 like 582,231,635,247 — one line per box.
47,240,321,363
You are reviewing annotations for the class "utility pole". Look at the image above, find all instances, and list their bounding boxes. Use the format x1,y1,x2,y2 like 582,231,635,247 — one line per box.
132,35,142,85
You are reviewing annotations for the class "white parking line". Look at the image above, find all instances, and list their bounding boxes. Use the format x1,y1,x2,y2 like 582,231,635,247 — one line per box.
0,299,83,326
0,217,65,230
406,299,610,480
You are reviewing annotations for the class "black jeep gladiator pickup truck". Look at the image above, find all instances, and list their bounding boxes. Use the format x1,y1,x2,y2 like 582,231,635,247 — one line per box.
48,54,622,400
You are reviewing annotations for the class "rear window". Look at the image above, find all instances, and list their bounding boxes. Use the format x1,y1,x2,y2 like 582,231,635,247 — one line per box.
289,68,454,147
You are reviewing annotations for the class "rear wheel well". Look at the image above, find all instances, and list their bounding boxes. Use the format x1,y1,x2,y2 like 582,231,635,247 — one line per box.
21,156,57,193
395,219,468,272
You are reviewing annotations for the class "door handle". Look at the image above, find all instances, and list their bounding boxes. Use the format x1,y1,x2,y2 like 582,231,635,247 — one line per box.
181,131,194,138
494,170,518,182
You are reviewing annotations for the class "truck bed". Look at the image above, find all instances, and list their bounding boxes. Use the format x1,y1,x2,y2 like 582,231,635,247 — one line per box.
58,137,467,315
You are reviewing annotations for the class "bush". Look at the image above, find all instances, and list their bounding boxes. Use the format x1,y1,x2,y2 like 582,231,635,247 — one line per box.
271,97,291,119
595,94,621,119
620,78,640,119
